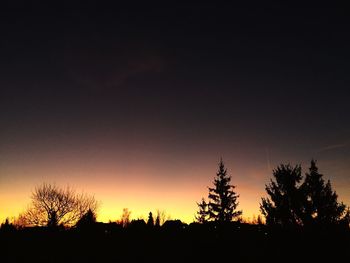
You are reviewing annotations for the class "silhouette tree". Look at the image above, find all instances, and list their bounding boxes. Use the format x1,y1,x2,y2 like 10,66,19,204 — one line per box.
301,160,349,226
207,159,242,222
260,164,303,226
195,198,208,223
119,208,131,227
18,183,98,227
76,209,97,229
155,214,160,227
155,209,169,226
147,212,154,227
257,215,264,225
0,218,15,232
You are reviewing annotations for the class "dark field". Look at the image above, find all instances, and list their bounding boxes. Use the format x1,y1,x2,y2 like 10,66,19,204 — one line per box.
1,222,349,262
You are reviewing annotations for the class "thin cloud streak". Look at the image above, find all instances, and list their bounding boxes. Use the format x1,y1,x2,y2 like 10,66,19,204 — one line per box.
318,141,350,153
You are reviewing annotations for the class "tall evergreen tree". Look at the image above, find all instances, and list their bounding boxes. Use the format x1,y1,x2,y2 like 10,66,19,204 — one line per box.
195,198,208,223
208,159,242,222
147,212,154,227
260,164,303,226
301,160,348,226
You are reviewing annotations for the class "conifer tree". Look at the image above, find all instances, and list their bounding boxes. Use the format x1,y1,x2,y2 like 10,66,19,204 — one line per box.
301,160,348,226
195,198,208,223
208,159,242,222
147,212,154,227
260,164,303,226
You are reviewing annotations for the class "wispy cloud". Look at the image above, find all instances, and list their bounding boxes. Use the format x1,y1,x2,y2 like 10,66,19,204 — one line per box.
318,141,350,153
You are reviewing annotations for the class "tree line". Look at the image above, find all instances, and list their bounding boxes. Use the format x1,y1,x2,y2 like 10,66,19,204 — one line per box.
196,159,349,228
1,159,349,230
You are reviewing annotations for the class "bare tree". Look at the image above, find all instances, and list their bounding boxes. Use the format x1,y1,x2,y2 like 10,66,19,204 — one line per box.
119,208,131,227
19,183,98,227
155,209,170,226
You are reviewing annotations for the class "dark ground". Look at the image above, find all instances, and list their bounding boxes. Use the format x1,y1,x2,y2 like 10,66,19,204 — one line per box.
1,222,349,262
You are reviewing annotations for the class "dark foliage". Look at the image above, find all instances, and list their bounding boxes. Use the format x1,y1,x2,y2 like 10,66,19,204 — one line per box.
301,160,349,227
76,209,97,229
261,161,350,228
261,164,303,226
0,218,15,233
195,198,209,223
147,212,154,227
155,214,160,227
207,159,242,222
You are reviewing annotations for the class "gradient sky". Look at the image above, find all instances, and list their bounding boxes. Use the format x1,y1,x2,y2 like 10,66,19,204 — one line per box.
1,3,350,223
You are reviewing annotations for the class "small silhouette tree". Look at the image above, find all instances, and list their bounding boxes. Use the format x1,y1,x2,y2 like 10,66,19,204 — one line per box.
207,159,242,222
155,214,160,227
1,218,15,232
76,209,97,229
260,164,303,226
147,212,154,227
195,198,209,223
154,209,168,226
301,160,348,226
119,208,131,227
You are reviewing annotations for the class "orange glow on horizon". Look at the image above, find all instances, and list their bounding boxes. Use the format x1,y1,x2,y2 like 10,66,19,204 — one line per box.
2,155,349,225
0,160,266,224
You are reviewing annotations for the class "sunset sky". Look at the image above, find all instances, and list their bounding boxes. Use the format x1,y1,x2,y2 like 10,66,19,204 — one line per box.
1,3,350,223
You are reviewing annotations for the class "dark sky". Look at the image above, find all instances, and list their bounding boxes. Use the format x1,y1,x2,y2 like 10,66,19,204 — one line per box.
1,2,350,222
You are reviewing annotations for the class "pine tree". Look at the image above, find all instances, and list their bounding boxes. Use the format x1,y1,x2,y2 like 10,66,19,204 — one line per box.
208,159,242,222
147,212,154,227
301,160,348,226
260,164,303,226
195,198,208,223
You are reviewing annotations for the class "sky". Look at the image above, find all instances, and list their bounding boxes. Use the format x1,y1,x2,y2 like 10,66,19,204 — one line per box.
1,2,350,223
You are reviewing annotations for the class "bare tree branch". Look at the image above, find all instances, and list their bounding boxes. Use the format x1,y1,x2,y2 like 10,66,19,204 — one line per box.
18,183,98,227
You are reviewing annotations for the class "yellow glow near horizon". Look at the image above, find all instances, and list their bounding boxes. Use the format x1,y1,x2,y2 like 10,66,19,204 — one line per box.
0,193,261,224
2,156,348,225
0,166,264,224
